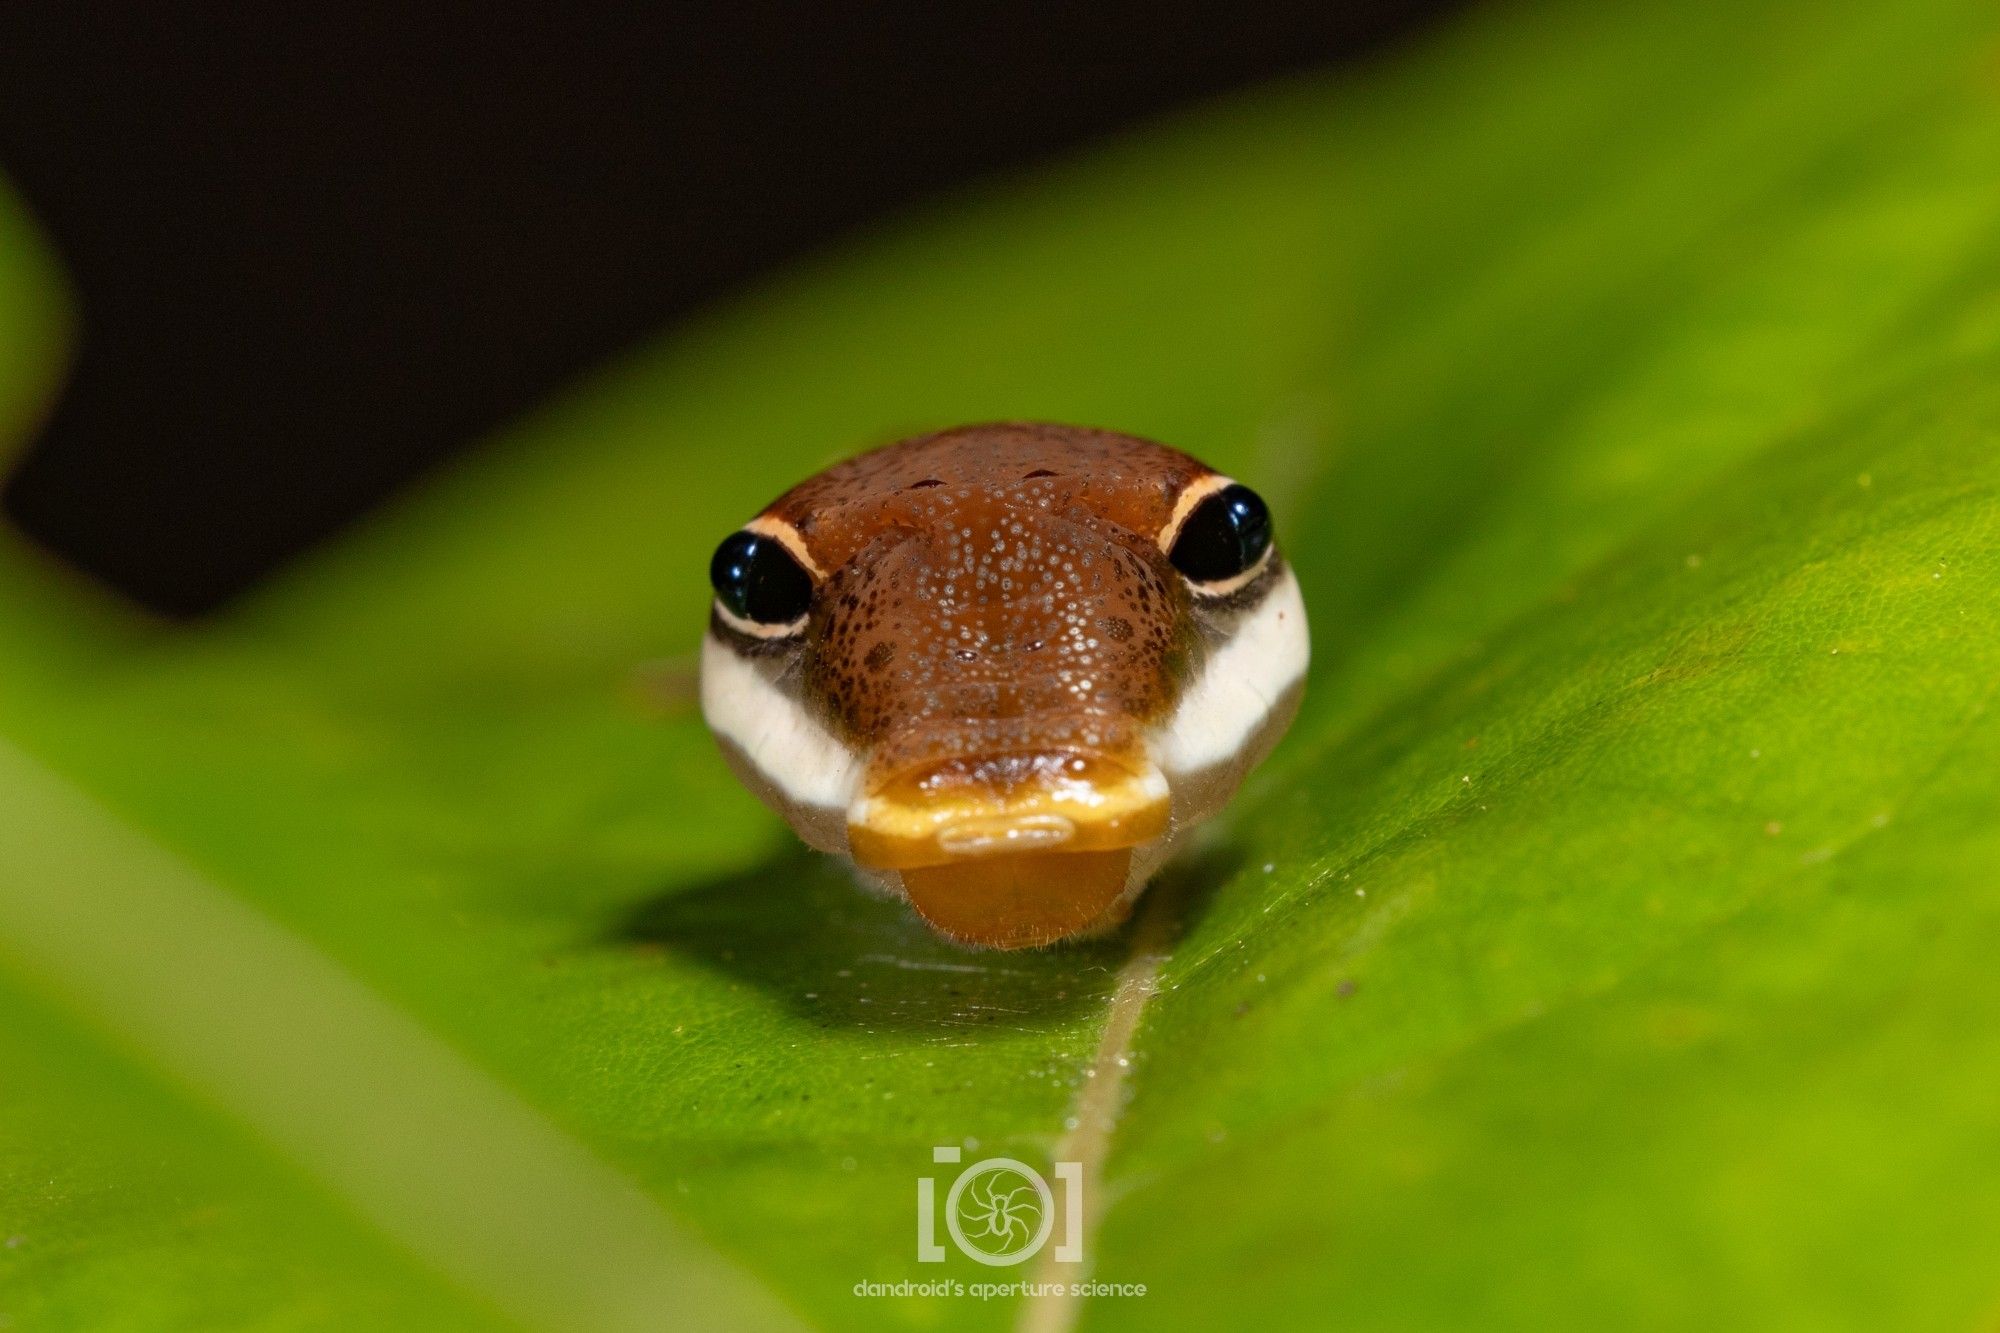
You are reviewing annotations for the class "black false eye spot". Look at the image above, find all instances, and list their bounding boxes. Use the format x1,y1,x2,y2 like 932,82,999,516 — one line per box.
709,530,814,626
1168,483,1273,585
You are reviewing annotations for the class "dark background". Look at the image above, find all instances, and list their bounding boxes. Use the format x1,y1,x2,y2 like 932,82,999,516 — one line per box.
0,1,1462,617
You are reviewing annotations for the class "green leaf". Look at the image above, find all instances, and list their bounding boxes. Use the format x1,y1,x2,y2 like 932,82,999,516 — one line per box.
4,0,2000,1327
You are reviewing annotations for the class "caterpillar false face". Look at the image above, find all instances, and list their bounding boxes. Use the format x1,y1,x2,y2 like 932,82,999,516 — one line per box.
699,423,1308,949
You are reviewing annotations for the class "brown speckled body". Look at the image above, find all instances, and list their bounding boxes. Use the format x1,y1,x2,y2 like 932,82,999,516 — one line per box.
701,421,1308,948
769,423,1208,785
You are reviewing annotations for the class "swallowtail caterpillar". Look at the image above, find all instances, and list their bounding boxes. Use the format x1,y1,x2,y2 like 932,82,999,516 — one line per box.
700,423,1308,949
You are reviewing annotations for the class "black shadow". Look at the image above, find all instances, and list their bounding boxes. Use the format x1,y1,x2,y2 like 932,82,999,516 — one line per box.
610,838,1245,1032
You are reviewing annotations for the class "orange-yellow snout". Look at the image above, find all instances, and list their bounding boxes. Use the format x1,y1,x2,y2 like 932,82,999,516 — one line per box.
847,749,1171,950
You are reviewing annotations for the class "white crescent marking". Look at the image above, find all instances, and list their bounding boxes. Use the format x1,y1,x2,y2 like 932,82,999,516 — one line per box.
1152,564,1310,778
699,634,861,813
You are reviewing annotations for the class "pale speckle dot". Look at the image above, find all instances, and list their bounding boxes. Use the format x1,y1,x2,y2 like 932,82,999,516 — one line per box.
1685,553,1703,569
1765,821,1783,836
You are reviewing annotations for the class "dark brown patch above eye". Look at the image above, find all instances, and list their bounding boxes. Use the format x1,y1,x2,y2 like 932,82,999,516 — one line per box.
864,641,895,671
1097,615,1134,642
908,478,945,490
1023,468,1057,479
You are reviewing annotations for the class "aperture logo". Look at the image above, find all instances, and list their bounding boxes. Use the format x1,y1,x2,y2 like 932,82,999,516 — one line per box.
918,1147,1082,1266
